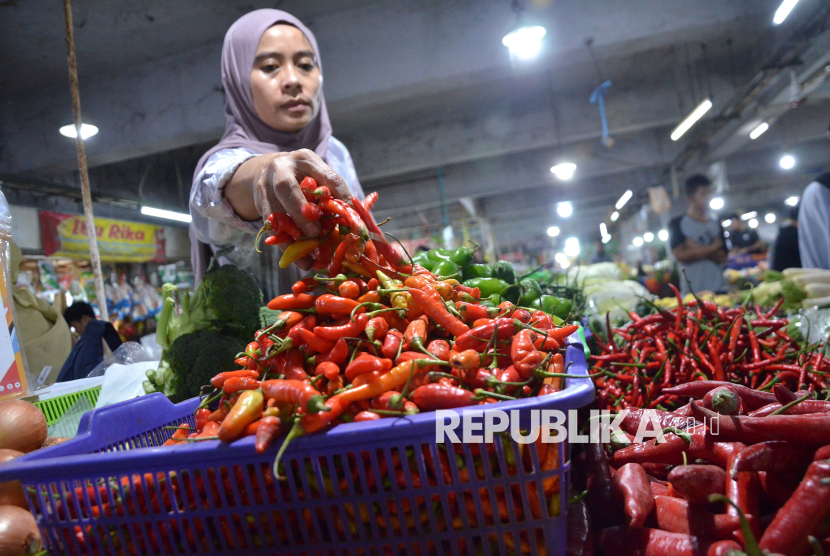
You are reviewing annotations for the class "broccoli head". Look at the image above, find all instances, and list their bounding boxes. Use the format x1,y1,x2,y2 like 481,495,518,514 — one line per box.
156,263,263,350
145,330,246,403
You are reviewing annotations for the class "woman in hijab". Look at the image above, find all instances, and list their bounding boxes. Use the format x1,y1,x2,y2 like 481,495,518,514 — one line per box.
190,9,364,299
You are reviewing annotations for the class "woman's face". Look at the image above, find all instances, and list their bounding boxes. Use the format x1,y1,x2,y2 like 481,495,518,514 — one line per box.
250,24,322,132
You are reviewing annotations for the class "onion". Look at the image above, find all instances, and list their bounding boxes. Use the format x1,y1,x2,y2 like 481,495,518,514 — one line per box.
0,505,41,555
0,401,47,454
41,437,69,449
0,450,25,509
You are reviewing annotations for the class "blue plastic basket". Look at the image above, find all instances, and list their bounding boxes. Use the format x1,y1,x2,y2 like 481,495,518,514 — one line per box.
0,340,594,556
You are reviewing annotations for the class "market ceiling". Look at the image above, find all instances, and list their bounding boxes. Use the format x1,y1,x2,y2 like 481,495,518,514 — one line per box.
1,0,829,249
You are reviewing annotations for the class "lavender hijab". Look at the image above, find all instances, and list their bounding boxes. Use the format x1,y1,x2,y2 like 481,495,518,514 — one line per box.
190,10,332,286
194,9,332,176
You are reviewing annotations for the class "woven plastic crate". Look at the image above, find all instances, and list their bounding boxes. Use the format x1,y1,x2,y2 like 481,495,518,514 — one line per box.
33,385,102,425
1,340,594,556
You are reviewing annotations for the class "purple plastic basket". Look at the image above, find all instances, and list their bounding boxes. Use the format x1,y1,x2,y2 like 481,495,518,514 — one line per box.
2,340,593,556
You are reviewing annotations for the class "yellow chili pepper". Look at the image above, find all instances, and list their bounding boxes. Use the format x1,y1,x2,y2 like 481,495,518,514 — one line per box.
377,270,409,313
279,238,320,269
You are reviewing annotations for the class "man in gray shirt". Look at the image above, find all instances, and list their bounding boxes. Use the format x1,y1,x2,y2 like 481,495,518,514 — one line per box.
669,174,728,295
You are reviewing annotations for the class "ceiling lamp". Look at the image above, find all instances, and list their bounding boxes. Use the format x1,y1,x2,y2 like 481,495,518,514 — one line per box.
643,232,654,243
773,0,800,25
615,190,633,210
502,1,546,62
722,219,733,227
564,237,580,257
601,235,612,244
658,229,669,242
550,162,577,180
670,98,713,141
709,197,724,210
740,211,757,221
765,213,776,224
599,223,608,237
546,226,560,237
610,211,619,222
748,218,759,229
141,206,192,223
749,122,769,140
557,201,573,218
632,236,644,247
779,154,796,170
59,123,98,140
785,196,799,206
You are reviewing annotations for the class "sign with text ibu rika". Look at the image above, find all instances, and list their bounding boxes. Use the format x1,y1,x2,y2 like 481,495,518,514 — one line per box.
39,211,165,262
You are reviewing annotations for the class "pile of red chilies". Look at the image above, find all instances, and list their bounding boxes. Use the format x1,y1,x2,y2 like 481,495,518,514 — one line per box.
166,187,580,464
570,380,830,555
590,285,830,412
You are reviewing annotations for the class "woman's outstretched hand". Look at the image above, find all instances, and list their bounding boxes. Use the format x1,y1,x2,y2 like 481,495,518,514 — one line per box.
226,148,352,238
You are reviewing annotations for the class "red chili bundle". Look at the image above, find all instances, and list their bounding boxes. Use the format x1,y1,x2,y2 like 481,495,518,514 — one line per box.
572,376,830,556
590,286,830,411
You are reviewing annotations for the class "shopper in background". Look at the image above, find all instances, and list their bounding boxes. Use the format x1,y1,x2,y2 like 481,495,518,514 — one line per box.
190,9,364,300
724,213,765,255
56,302,122,382
798,119,830,269
590,240,610,263
769,204,801,272
9,242,72,388
669,174,727,295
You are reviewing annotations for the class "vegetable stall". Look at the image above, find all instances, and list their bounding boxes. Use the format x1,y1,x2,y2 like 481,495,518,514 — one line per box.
1,183,829,555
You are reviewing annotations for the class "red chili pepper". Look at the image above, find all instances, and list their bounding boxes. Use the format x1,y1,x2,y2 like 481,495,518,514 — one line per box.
222,376,261,394
365,316,389,342
381,330,404,359
663,381,776,410
449,349,481,370
454,318,516,352
210,370,259,389
426,339,450,361
599,527,739,556
759,461,830,554
729,441,814,476
405,276,469,337
328,241,349,276
510,329,543,379
667,464,726,505
611,463,654,528
337,280,361,299
315,337,349,367
254,416,282,454
313,313,368,342
267,293,316,311
194,408,210,432
315,294,361,316
652,496,742,539
404,316,428,351
314,361,341,381
411,384,476,410
691,401,830,445
291,327,335,354
455,301,498,322
261,379,328,415
218,390,264,443
611,432,689,466
353,410,382,422
344,352,393,381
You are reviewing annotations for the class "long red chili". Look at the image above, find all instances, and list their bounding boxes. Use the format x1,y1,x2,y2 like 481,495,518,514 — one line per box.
611,463,653,528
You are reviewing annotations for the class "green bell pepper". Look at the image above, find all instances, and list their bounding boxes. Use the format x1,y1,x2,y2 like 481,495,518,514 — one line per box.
538,295,572,320
433,259,460,277
463,277,510,298
449,244,476,267
518,278,542,305
411,252,435,271
492,261,516,284
462,264,491,281
426,248,453,262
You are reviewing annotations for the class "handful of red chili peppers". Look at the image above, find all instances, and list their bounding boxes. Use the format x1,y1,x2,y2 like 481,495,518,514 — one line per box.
590,284,830,412
167,186,579,470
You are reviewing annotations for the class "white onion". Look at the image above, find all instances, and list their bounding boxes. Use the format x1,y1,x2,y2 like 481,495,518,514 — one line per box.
0,401,47,454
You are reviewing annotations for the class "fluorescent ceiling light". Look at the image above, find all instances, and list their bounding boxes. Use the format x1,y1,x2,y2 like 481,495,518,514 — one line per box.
502,25,546,60
709,197,724,210
615,190,633,210
785,196,799,206
601,235,611,244
722,219,733,227
740,211,757,221
643,232,654,243
141,206,192,223
749,122,769,140
765,213,776,224
773,0,800,24
632,236,644,247
748,218,759,229
599,223,608,237
59,123,98,140
670,98,713,141
779,154,795,169
546,226,560,237
557,201,573,218
550,162,577,180
564,237,580,257
658,229,669,242
610,211,619,222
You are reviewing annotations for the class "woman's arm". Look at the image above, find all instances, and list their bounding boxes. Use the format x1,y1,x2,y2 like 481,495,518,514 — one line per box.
223,149,354,237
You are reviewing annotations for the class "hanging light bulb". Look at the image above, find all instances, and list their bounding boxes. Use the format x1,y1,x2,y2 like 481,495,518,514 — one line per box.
502,1,546,62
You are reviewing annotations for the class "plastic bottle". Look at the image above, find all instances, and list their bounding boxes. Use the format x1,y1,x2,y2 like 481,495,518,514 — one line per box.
0,187,30,400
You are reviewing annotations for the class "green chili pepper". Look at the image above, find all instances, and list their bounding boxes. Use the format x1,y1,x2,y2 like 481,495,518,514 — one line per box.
462,264,492,281
449,245,476,266
492,261,516,284
411,252,435,271
462,277,510,298
518,278,542,305
426,248,454,263
432,259,460,277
